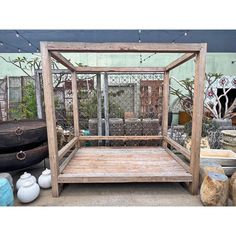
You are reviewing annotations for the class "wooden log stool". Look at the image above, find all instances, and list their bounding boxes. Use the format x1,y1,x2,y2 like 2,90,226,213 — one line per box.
200,161,225,184
200,172,229,206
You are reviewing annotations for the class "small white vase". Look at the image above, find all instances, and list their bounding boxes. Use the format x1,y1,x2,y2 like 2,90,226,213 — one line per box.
38,168,51,189
17,180,40,203
16,172,36,191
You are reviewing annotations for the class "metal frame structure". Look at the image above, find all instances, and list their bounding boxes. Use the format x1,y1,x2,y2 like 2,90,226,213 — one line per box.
40,42,207,197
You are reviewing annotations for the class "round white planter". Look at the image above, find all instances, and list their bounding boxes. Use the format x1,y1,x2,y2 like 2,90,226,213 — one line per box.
17,180,40,203
16,172,36,191
38,168,51,189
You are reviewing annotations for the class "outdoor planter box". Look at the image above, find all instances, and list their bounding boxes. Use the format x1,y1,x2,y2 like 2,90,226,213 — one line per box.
200,148,236,176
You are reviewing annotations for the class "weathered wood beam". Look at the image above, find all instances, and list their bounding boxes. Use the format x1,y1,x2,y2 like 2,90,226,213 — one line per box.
165,147,191,173
71,72,80,147
59,148,78,174
40,42,59,197
50,51,76,72
76,66,166,73
165,53,196,71
189,44,207,195
164,136,191,160
58,137,79,160
162,71,170,148
79,135,163,141
45,42,202,53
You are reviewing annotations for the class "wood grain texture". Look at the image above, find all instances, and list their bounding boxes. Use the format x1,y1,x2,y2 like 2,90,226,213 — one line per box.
162,71,170,148
58,147,192,183
59,148,78,173
40,42,59,197
165,53,196,71
190,44,207,195
58,137,79,160
79,135,163,141
50,51,76,71
71,72,80,147
165,136,191,159
46,42,202,52
76,66,166,73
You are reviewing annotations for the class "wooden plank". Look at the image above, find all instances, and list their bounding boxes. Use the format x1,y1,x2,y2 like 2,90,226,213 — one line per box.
71,72,80,147
59,148,78,173
162,71,170,148
58,174,192,183
165,148,191,173
58,146,192,183
165,53,196,71
103,73,109,146
50,51,76,71
79,135,163,141
164,136,191,159
189,43,207,195
96,73,102,145
40,42,59,197
46,42,202,52
76,66,166,73
58,137,79,160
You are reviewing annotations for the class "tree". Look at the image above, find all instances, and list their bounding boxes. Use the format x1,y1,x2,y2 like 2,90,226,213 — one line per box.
170,73,236,119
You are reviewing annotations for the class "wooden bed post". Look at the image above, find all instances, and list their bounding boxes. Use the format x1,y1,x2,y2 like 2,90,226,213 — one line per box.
162,71,170,148
40,42,60,197
71,72,80,147
189,44,207,195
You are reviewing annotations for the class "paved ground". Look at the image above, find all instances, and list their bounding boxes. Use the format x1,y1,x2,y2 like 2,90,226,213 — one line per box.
9,160,203,206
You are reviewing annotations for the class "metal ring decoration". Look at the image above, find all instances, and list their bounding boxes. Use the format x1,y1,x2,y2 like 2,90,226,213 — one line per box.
15,127,23,136
16,151,26,161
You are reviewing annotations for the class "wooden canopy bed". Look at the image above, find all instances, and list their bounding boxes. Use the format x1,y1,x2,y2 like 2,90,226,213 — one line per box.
40,42,207,197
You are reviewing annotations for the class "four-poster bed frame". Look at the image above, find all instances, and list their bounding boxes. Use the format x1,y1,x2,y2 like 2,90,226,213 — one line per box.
40,42,207,197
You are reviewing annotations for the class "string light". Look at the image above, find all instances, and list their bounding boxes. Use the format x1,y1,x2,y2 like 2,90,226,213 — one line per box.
14,30,39,52
172,30,190,43
18,48,21,52
0,42,3,46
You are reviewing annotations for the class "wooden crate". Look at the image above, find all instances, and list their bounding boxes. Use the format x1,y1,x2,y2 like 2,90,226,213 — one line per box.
200,148,236,176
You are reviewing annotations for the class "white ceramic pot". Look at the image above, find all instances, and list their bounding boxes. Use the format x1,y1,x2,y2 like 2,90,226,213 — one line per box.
38,168,51,189
16,172,36,191
17,180,40,203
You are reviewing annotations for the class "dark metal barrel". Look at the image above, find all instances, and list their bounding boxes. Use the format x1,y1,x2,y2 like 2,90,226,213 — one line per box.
0,120,47,153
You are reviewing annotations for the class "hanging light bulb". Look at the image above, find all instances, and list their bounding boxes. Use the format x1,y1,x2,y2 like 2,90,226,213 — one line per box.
0,42,3,46
16,32,20,38
18,48,21,52
36,49,39,53
184,32,188,36
28,42,32,46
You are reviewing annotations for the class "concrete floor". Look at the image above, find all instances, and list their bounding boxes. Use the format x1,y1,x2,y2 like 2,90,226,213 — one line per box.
9,160,203,206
